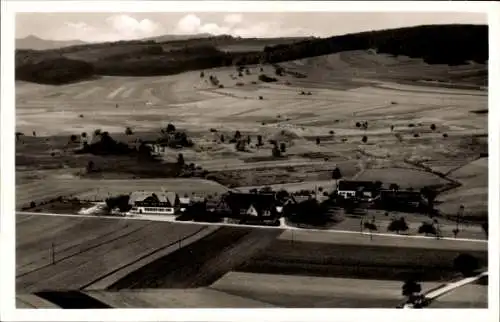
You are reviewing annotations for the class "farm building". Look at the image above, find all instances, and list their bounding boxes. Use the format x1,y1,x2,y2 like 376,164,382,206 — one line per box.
336,180,381,199
129,191,180,215
215,192,284,219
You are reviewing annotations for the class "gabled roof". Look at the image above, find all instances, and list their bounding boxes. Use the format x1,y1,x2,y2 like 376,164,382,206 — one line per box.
224,192,278,214
129,191,178,206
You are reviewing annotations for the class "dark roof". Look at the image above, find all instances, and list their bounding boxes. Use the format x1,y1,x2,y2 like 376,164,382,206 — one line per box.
380,190,422,202
338,180,379,191
224,192,278,213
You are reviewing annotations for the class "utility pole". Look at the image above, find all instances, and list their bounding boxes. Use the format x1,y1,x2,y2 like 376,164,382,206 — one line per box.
51,242,55,265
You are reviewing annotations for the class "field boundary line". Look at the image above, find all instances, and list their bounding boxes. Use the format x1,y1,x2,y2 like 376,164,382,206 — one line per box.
16,223,152,278
17,211,488,244
81,225,220,291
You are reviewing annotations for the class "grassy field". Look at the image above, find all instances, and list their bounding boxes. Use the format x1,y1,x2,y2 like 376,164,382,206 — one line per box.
211,272,442,308
16,50,487,216
16,214,212,293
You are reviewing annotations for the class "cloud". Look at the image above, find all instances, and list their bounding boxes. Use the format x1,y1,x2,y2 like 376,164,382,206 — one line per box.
105,14,164,38
55,14,165,42
173,14,313,38
223,14,243,26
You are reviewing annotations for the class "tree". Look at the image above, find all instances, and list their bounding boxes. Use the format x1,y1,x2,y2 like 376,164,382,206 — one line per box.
362,135,368,143
332,167,342,180
363,221,378,240
316,137,321,145
81,132,87,138
86,160,95,173
355,122,361,128
390,125,395,132
453,253,479,277
125,127,133,135
420,187,437,213
418,222,437,236
247,136,251,145
430,124,436,131
235,140,246,151
220,134,225,143
402,280,422,297
94,129,102,136
200,71,205,78
272,144,281,157
70,134,78,142
443,133,448,138
481,222,488,237
166,123,177,133
280,142,287,153
389,183,400,191
257,135,263,146
387,217,409,234
177,153,185,167
234,131,242,140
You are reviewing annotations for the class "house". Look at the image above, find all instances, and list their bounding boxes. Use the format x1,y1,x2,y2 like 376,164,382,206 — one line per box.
129,191,180,215
222,192,281,220
336,180,380,199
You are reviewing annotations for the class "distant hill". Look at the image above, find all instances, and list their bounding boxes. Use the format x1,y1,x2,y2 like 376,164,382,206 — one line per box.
15,24,487,85
16,35,87,50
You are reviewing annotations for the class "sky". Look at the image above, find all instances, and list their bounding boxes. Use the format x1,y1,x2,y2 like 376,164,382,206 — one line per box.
15,12,487,42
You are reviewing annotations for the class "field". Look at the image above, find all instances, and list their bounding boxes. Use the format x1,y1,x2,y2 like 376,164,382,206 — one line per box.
16,214,214,293
15,48,488,308
16,50,488,216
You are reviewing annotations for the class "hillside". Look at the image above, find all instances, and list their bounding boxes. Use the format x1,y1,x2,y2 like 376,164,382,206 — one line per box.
15,24,487,85
16,35,88,51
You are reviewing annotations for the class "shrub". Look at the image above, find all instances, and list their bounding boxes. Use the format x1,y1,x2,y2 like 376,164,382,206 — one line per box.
125,127,133,135
418,222,437,236
279,142,287,153
30,201,36,208
453,253,480,277
210,128,217,132
316,137,321,145
355,122,361,128
79,114,84,118
443,133,448,138
258,74,278,83
387,217,409,234
402,280,422,297
329,130,335,135
200,71,205,78
166,123,176,133
70,134,78,142
430,124,436,131
81,132,87,138
259,96,263,100
413,133,420,138
94,129,102,136
177,153,185,166
219,84,224,88
408,123,415,127
361,135,368,143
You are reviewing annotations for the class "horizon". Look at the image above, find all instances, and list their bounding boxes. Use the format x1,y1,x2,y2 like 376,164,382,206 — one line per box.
16,12,487,43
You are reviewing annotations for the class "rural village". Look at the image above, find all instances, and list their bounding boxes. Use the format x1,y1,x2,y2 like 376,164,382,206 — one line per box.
12,15,489,310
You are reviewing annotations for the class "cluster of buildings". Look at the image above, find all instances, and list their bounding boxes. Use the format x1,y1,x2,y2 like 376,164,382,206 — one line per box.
125,179,428,219
336,180,426,210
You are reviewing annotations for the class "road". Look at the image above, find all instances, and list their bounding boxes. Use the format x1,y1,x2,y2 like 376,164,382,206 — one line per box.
16,211,487,244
